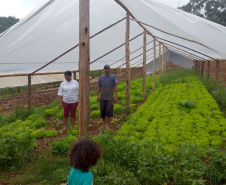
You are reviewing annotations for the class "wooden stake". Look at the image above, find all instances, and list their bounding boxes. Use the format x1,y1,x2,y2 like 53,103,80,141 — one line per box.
125,12,130,115
159,43,161,79
215,60,220,89
143,30,147,101
27,75,31,110
153,37,156,90
78,0,90,137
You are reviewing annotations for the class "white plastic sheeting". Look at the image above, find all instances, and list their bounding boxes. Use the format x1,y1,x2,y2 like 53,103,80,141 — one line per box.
121,0,226,61
0,74,65,89
0,0,225,76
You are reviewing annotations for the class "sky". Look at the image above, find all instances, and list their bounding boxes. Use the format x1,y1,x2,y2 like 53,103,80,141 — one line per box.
0,0,190,19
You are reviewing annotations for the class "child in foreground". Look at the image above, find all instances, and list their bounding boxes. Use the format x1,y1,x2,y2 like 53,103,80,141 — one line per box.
68,138,102,185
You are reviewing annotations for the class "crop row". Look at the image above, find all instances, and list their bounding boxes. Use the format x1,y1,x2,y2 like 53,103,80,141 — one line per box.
116,76,226,154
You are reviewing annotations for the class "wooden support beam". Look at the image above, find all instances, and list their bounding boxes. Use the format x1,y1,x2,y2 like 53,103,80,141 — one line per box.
197,61,200,75
27,75,31,110
215,60,220,89
194,60,198,73
201,60,205,77
73,71,77,80
153,37,156,90
165,47,167,73
159,42,161,79
78,0,90,137
125,13,130,115
143,30,147,101
207,61,210,81
162,45,164,74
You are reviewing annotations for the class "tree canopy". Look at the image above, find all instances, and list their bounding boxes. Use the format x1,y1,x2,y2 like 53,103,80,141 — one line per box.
179,0,226,27
0,16,19,34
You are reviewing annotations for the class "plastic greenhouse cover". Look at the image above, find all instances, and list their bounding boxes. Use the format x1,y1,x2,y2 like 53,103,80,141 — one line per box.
0,0,225,77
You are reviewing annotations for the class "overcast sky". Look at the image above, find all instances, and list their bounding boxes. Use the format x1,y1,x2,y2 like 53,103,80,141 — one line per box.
0,0,190,19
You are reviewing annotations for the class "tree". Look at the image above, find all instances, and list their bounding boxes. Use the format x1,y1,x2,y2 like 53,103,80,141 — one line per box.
0,16,19,34
179,0,226,27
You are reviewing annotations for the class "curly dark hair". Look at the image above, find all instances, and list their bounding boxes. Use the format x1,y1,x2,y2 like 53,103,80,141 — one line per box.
69,138,102,172
64,70,72,76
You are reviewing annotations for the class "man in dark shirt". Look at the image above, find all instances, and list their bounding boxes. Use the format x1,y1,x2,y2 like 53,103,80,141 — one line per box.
97,65,117,131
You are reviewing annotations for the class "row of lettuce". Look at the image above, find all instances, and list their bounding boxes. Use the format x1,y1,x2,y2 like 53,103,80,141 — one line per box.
0,75,155,169
92,70,226,184
116,77,225,153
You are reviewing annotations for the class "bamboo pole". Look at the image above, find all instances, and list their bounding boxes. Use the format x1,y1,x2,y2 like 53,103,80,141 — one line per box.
143,30,147,101
110,41,152,67
153,37,156,90
78,0,90,137
159,42,161,79
169,47,199,61
27,75,31,110
129,17,207,48
90,32,142,65
125,13,130,115
165,43,205,61
215,60,220,89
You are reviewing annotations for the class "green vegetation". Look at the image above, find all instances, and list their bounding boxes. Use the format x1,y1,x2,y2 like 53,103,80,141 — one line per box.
199,75,226,117
0,70,225,185
179,0,226,26
0,16,19,34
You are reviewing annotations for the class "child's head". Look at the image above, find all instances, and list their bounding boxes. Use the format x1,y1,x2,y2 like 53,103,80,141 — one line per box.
69,138,102,172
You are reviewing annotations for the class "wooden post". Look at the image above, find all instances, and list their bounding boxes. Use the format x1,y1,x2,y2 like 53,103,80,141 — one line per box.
153,37,156,90
162,46,165,74
197,60,200,75
207,61,210,81
28,75,32,110
114,69,117,75
133,68,135,79
201,60,205,77
194,60,198,73
165,47,167,73
159,42,161,79
125,12,130,115
143,30,147,101
73,71,77,80
78,0,90,137
162,45,164,74
215,60,220,89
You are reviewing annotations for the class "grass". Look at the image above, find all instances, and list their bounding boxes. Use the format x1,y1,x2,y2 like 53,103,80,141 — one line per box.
0,152,70,185
199,73,226,117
